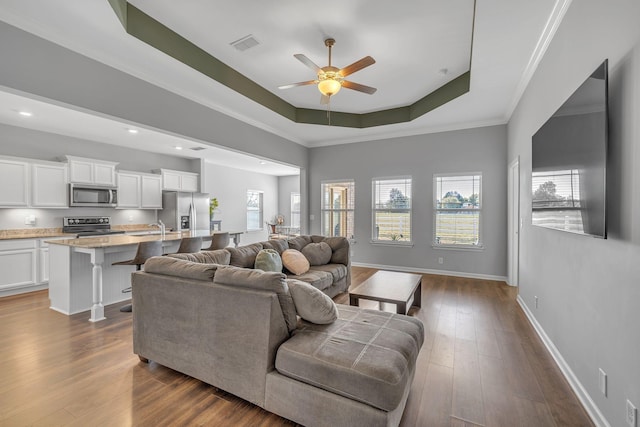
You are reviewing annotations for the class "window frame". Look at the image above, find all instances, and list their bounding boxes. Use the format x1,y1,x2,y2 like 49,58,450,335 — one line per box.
433,172,483,250
290,192,301,229
320,179,355,238
246,189,264,231
371,176,413,246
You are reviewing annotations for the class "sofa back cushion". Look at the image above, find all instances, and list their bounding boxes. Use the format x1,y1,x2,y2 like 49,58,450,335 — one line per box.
225,243,263,268
168,249,231,265
260,239,289,254
286,235,312,252
301,242,332,266
144,256,220,281
214,266,297,332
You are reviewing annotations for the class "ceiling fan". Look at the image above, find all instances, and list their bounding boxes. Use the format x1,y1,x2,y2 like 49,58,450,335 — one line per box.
279,38,377,104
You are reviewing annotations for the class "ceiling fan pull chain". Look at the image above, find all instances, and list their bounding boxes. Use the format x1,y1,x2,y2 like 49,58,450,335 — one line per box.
327,99,331,126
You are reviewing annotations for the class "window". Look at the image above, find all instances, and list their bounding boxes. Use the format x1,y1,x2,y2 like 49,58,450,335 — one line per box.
434,174,482,247
321,180,354,238
291,192,301,229
246,190,263,231
372,177,412,243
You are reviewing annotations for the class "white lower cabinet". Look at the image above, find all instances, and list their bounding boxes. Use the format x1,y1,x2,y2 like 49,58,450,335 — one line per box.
0,239,37,294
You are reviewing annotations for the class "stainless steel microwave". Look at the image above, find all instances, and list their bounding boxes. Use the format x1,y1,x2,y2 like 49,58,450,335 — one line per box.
69,184,118,207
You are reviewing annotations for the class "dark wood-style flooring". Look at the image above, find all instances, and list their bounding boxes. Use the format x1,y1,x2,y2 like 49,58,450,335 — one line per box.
0,267,593,426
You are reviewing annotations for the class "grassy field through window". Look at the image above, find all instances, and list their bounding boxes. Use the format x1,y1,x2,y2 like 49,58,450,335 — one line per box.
435,211,479,245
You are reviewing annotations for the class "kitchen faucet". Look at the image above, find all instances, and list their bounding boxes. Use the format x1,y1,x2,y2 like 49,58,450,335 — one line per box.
149,220,166,237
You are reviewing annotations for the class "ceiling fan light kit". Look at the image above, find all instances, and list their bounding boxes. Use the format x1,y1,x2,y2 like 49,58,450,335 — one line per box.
279,38,377,102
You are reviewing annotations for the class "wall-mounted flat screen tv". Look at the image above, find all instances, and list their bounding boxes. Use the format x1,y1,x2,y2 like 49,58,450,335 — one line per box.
531,60,608,238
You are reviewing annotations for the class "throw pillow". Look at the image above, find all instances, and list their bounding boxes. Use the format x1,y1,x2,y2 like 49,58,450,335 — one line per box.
301,242,332,266
282,249,310,275
254,249,283,272
287,279,338,324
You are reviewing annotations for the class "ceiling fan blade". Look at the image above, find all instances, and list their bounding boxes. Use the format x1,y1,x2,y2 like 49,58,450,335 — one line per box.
342,80,377,94
278,80,317,90
320,94,330,105
294,54,322,73
339,56,375,77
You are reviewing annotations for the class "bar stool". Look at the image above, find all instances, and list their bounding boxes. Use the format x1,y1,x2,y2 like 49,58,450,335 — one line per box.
206,232,230,250
112,240,164,312
175,236,203,254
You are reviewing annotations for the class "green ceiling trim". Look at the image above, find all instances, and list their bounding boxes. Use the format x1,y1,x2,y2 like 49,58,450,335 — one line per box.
107,0,127,28
108,1,473,129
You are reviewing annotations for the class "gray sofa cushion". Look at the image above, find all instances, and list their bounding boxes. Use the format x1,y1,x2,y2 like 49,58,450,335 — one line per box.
144,256,219,281
287,235,312,251
226,243,263,268
214,266,297,333
301,242,332,266
168,249,231,265
275,305,424,412
261,239,289,254
287,269,333,291
308,264,348,284
286,279,337,324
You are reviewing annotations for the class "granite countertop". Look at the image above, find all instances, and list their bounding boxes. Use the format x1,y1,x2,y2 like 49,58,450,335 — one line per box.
0,224,168,241
45,229,242,249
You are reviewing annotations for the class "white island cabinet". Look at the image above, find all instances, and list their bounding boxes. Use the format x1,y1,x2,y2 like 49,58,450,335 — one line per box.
47,231,240,321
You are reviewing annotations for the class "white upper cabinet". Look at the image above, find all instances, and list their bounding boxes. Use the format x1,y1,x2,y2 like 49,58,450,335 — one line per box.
155,169,199,192
31,162,68,208
66,155,118,186
0,157,30,207
117,172,141,209
141,174,162,208
117,171,162,209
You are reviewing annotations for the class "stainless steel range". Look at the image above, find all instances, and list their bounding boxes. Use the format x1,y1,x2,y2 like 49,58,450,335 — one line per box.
63,216,126,238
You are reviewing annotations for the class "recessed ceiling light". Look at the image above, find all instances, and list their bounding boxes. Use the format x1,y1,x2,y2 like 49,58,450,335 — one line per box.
259,161,267,165
18,111,32,117
127,129,139,134
174,146,183,150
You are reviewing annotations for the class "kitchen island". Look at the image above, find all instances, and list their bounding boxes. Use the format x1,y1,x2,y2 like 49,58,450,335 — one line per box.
47,230,243,322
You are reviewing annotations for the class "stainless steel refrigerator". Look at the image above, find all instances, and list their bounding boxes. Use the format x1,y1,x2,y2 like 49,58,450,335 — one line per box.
159,192,210,232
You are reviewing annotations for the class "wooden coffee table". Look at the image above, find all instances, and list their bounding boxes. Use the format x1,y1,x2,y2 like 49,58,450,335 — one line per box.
349,270,422,315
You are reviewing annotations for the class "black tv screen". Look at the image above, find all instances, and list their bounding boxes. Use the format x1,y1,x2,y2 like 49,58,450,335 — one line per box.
531,60,608,238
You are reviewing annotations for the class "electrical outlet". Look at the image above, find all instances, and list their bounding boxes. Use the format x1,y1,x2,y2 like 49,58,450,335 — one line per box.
627,399,637,427
598,368,607,396
535,296,539,309
438,257,444,265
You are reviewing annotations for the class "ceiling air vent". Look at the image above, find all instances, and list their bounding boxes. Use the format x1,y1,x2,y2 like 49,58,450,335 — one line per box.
189,147,206,151
230,35,260,52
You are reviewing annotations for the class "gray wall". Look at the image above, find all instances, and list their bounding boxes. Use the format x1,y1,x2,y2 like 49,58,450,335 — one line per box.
507,0,640,425
309,125,508,279
202,161,278,245
277,175,300,227
0,122,196,172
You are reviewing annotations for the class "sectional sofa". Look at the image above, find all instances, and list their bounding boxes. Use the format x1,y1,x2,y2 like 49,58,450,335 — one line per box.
130,236,424,427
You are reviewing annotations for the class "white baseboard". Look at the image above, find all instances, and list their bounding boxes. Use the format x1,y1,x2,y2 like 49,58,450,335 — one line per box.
351,262,507,282
516,296,610,427
0,283,48,298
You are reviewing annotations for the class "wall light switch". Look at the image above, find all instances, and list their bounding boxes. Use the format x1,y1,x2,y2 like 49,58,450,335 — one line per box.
598,368,607,396
309,214,315,221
